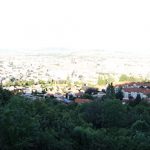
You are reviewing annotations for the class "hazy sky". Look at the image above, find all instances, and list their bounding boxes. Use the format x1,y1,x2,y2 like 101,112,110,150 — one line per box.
0,0,150,51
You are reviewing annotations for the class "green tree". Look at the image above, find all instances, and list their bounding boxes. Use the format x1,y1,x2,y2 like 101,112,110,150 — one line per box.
119,74,129,82
0,87,12,106
97,76,106,85
102,99,126,128
131,120,150,132
115,86,124,100
135,94,142,103
106,83,115,99
0,97,40,150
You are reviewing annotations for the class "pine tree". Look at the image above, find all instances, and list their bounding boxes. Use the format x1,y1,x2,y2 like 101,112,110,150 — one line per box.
135,93,142,104
115,86,124,100
106,83,115,99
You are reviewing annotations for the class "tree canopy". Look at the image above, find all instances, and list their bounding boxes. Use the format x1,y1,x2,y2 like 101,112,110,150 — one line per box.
1,88,150,150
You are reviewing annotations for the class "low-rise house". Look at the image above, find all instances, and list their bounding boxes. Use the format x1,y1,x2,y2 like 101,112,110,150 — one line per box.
74,98,92,104
66,92,76,100
23,87,32,94
115,82,150,101
122,88,150,100
75,91,84,98
63,98,72,104
54,93,64,101
93,91,106,98
44,93,55,98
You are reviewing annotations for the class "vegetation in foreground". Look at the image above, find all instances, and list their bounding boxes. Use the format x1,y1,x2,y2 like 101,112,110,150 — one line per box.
1,88,150,150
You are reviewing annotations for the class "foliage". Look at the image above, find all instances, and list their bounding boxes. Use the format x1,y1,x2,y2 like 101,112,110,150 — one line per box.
106,83,115,99
119,74,144,82
81,93,93,100
97,76,106,85
98,75,115,85
1,93,150,149
115,86,124,100
85,87,98,95
131,120,150,132
135,94,142,103
0,87,12,106
119,74,130,82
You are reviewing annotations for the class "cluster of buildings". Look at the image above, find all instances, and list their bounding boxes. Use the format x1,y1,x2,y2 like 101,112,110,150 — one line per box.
0,49,150,104
2,82,106,104
115,82,150,102
0,49,150,86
